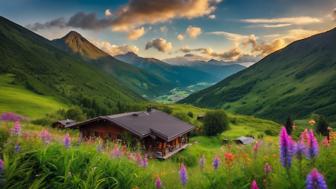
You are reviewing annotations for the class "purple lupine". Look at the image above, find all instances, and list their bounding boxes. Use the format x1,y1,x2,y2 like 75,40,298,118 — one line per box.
294,140,306,160
15,143,20,153
306,130,319,159
64,133,71,148
279,127,293,168
264,163,272,175
213,156,220,170
155,176,162,189
0,112,23,122
179,163,188,186
0,159,4,171
251,180,259,189
306,168,328,189
40,129,52,144
199,155,205,170
11,121,21,136
141,155,148,168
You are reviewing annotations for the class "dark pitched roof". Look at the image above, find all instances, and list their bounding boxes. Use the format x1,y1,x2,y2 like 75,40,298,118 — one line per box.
71,109,194,141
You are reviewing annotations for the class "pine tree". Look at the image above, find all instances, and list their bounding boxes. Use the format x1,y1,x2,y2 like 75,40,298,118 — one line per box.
316,115,329,137
284,116,293,135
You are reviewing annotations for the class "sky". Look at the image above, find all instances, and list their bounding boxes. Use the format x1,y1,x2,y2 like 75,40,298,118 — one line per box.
1,0,336,63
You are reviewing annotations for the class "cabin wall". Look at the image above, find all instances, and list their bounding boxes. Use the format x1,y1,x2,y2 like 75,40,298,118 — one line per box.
79,120,136,141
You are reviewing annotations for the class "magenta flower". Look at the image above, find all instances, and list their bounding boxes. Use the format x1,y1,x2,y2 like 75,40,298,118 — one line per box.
11,121,21,136
63,133,71,148
264,163,272,175
251,180,259,189
306,130,319,159
199,155,205,170
279,127,293,168
141,155,148,168
179,163,188,186
112,145,121,158
213,156,220,170
40,129,51,144
306,168,327,189
0,112,23,122
0,159,4,171
155,176,162,189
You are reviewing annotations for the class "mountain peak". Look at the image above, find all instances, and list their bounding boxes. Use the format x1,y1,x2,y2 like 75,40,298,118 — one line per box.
63,31,83,40
123,51,138,57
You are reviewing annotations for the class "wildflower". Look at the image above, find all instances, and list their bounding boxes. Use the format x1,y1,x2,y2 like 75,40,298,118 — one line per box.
294,140,306,160
112,145,121,158
135,153,142,164
11,121,21,136
0,112,23,122
306,130,319,159
96,144,103,153
264,163,272,175
15,143,20,153
179,163,188,186
224,152,235,167
253,141,261,155
251,180,259,189
0,159,4,171
306,168,328,189
308,119,316,126
322,137,330,147
279,127,293,168
142,155,148,168
155,176,162,189
64,133,71,148
199,155,205,170
213,156,220,170
40,129,51,144
301,129,309,144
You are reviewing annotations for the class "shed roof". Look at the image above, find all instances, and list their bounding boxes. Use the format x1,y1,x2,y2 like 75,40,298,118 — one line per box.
71,109,194,142
54,119,76,127
235,136,255,144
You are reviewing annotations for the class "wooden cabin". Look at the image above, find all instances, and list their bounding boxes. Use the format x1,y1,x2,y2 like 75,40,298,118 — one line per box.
69,109,194,159
52,119,76,129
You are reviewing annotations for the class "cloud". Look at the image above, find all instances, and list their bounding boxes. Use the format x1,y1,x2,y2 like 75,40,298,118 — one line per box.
178,47,242,61
145,38,173,52
127,27,145,40
208,31,256,46
93,41,139,56
105,9,112,17
186,26,202,38
261,23,291,28
160,26,168,33
111,0,221,31
27,18,67,31
241,16,321,27
209,14,216,19
177,34,184,40
332,8,336,21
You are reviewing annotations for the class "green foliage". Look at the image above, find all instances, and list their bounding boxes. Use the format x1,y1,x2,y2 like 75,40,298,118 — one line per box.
64,107,86,121
173,112,191,123
187,111,194,118
0,127,9,152
316,115,329,136
203,110,229,136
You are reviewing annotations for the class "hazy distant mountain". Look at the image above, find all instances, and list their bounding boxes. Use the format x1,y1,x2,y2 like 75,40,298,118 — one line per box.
53,32,177,98
117,52,245,86
181,27,336,122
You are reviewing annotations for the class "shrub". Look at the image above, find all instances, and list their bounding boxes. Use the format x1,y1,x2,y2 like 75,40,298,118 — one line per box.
173,112,191,123
65,107,86,121
187,112,194,118
316,115,329,136
284,116,294,135
203,110,229,136
264,129,277,136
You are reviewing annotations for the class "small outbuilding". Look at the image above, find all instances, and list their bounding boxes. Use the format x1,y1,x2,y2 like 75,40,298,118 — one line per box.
52,119,76,129
234,136,255,145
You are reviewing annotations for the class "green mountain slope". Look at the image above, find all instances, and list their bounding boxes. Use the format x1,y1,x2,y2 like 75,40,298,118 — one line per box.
53,32,176,98
181,27,336,122
0,16,144,117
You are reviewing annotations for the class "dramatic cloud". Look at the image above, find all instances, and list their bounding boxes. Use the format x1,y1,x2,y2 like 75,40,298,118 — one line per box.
208,29,320,57
93,41,139,56
127,27,145,40
186,26,202,38
177,34,184,41
27,18,67,31
145,38,173,52
332,8,336,21
112,0,222,31
178,47,242,61
209,14,216,19
262,23,291,28
105,9,112,17
241,16,321,27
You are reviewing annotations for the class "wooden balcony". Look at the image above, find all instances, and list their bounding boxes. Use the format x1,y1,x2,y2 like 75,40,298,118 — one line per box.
155,143,190,159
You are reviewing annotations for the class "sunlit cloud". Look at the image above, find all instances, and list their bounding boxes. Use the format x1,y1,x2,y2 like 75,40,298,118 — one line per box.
145,38,173,53
186,26,202,38
127,27,145,40
208,14,216,19
332,8,336,21
93,41,139,56
177,34,184,41
241,16,321,26
261,23,291,28
105,9,112,17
